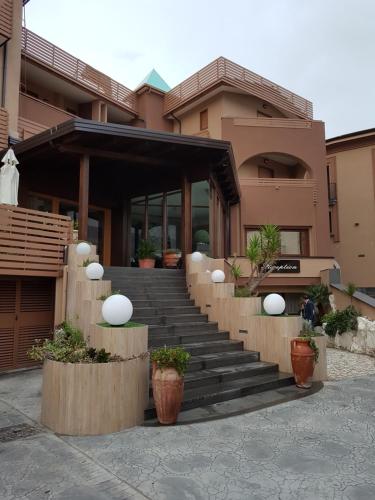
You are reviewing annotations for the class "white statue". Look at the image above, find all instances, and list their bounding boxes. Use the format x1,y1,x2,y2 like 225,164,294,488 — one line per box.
0,149,19,206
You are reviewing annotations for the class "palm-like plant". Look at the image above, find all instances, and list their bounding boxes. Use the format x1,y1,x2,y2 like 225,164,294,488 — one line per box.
305,284,330,323
345,282,357,305
246,225,281,295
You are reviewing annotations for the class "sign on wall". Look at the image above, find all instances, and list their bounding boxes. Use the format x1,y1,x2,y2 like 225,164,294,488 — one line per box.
264,260,301,273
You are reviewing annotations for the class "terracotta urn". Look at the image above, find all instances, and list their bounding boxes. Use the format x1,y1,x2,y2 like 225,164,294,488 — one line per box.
163,252,180,268
138,258,155,269
152,367,184,424
290,338,315,388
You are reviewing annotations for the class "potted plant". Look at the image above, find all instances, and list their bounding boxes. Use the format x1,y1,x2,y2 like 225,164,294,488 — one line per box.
138,239,156,268
163,248,181,268
28,322,145,435
151,346,190,424
290,323,320,388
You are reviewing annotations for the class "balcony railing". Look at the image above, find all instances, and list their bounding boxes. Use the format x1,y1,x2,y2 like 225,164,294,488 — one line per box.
164,57,313,119
0,0,12,40
21,28,137,115
0,107,8,150
0,204,72,277
328,182,337,205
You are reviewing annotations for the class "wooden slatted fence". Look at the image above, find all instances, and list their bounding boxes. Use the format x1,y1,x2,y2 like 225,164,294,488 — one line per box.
21,28,137,115
0,0,12,40
164,57,313,119
0,204,72,277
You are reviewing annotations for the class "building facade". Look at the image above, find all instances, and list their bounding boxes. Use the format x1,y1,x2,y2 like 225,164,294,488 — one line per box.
0,1,336,371
326,128,375,288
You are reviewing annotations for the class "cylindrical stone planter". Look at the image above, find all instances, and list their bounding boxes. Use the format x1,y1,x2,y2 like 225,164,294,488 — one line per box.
89,324,149,408
41,359,145,435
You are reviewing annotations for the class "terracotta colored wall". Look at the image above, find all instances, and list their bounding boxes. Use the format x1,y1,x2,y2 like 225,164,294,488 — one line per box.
136,88,172,132
328,145,375,287
174,94,224,139
222,118,331,257
19,93,74,129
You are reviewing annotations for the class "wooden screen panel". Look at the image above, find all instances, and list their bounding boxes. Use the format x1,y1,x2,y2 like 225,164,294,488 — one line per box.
0,278,55,372
17,279,55,369
0,280,16,371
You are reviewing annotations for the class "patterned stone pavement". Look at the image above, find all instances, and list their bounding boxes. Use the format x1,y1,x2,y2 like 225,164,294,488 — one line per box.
327,347,375,380
1,369,375,499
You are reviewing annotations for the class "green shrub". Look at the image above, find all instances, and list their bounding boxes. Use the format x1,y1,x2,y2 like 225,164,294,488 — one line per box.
323,306,359,338
138,239,156,259
82,258,95,267
234,287,251,298
151,346,190,376
298,322,321,362
97,289,120,301
27,322,120,363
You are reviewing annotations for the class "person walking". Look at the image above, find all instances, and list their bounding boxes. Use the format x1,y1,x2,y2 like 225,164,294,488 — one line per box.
302,294,315,326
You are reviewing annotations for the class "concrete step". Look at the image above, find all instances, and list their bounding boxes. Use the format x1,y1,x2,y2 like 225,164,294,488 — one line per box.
149,330,230,347
187,350,260,372
145,372,295,419
123,292,190,300
152,339,244,356
133,306,200,317
132,299,195,308
149,322,219,335
104,267,185,275
134,313,208,325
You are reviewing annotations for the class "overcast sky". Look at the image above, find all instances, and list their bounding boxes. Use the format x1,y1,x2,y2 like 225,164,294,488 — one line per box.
24,0,374,138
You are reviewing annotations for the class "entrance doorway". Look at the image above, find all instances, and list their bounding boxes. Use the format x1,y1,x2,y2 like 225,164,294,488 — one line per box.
130,190,182,265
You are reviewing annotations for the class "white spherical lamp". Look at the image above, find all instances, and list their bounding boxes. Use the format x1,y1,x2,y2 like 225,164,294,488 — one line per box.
102,294,133,326
263,293,285,315
76,241,91,256
85,262,104,280
191,251,203,263
211,269,225,283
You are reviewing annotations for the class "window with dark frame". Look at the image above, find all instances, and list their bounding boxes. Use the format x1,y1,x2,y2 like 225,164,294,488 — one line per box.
200,109,208,130
246,228,310,256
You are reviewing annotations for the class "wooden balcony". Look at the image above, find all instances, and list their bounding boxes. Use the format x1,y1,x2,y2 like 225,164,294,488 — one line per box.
21,28,137,115
18,93,75,139
164,57,313,119
0,205,72,277
0,0,12,41
0,107,8,150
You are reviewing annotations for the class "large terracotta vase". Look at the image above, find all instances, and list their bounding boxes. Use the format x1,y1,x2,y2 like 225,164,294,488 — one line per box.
152,367,184,424
139,258,155,269
291,338,315,388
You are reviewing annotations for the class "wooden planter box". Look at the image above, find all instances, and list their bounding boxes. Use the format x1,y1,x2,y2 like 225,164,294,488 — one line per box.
89,324,149,408
41,358,146,435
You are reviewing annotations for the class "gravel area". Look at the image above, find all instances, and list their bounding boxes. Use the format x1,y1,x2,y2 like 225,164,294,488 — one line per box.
327,347,375,380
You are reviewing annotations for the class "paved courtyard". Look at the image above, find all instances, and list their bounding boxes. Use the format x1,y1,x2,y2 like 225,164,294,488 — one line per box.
1,356,375,500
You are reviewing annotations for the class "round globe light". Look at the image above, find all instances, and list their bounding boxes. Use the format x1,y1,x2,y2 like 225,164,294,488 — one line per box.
263,293,286,315
85,262,104,280
76,241,91,256
102,294,133,326
191,251,203,263
211,269,225,283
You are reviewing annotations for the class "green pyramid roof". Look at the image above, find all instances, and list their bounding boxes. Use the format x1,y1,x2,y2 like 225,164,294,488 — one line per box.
138,69,170,92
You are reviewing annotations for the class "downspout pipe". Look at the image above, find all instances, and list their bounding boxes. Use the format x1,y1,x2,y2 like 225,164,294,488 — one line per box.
170,112,182,134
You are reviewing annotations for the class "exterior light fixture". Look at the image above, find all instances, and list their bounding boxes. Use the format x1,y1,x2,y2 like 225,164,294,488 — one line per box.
76,242,91,256
85,262,104,280
211,269,225,283
102,294,133,326
263,293,285,315
191,251,203,263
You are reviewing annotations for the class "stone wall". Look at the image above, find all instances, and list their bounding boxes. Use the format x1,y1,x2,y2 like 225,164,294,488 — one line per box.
326,317,375,356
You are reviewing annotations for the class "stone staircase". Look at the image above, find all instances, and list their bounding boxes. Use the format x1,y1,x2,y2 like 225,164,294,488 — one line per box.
104,267,294,420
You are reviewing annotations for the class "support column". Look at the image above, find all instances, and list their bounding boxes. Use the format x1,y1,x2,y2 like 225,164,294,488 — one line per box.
78,154,90,241
181,174,192,262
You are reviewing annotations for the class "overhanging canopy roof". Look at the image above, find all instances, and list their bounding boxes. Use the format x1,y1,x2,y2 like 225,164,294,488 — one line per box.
13,118,240,203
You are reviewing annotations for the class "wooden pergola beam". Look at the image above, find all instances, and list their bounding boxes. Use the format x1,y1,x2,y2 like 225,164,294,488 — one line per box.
78,154,90,241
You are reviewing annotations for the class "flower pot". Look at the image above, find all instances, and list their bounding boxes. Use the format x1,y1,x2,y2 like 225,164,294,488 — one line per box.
290,338,315,388
163,253,180,268
152,367,184,424
139,258,155,269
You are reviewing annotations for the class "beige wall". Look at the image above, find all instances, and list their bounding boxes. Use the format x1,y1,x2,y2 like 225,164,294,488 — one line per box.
221,93,286,119
174,93,224,139
328,145,375,286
